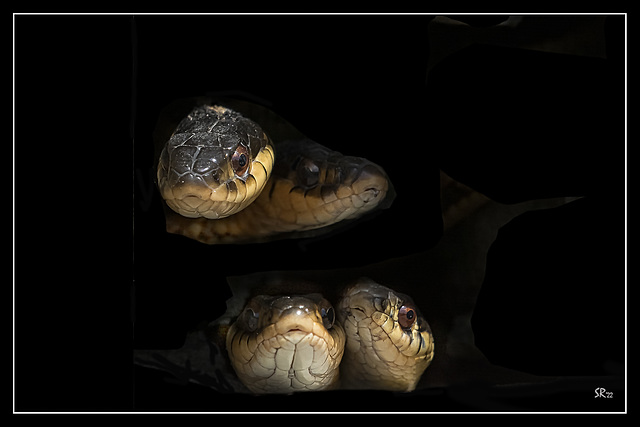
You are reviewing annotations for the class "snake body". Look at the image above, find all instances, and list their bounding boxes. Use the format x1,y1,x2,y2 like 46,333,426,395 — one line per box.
156,102,392,244
224,278,434,394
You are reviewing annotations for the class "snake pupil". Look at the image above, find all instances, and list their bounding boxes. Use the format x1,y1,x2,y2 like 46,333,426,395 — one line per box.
398,305,417,329
232,145,250,176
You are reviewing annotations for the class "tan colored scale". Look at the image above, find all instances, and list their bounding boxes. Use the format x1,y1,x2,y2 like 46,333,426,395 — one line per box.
336,278,435,392
225,294,345,394
223,278,434,394
164,149,390,244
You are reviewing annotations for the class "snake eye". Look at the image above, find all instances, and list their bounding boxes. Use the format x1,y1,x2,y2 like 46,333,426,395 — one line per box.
321,307,335,329
242,307,259,332
296,158,320,188
398,305,417,329
231,145,250,177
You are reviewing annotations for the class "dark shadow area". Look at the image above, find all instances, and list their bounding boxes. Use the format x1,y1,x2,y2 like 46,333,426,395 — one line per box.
14,14,624,413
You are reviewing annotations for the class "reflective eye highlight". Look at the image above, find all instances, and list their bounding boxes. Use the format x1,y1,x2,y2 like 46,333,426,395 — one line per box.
231,145,250,177
296,158,320,188
398,305,416,329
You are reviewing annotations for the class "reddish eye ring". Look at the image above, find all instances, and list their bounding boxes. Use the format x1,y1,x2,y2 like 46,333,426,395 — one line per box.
231,145,250,176
398,305,416,329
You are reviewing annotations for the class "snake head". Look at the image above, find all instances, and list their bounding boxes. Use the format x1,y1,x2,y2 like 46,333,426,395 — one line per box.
337,277,435,392
226,293,345,394
273,139,394,229
157,105,275,219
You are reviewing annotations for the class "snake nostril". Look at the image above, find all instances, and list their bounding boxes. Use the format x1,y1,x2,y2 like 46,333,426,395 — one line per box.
358,187,381,204
352,164,387,196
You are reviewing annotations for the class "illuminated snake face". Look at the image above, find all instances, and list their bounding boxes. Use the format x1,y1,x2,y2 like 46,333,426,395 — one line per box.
337,278,435,392
224,279,433,394
157,105,275,219
225,294,345,394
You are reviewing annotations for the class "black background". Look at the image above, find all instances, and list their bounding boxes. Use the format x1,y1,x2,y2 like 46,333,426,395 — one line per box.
14,14,624,412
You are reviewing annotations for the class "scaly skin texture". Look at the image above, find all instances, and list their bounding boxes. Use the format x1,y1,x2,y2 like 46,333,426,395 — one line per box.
226,294,345,394
337,279,435,392
157,105,274,219
163,138,391,244
223,279,433,394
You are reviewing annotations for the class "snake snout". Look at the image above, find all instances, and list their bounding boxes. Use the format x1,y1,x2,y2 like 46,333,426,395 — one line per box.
274,311,316,336
171,184,211,202
351,164,389,204
161,179,218,219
